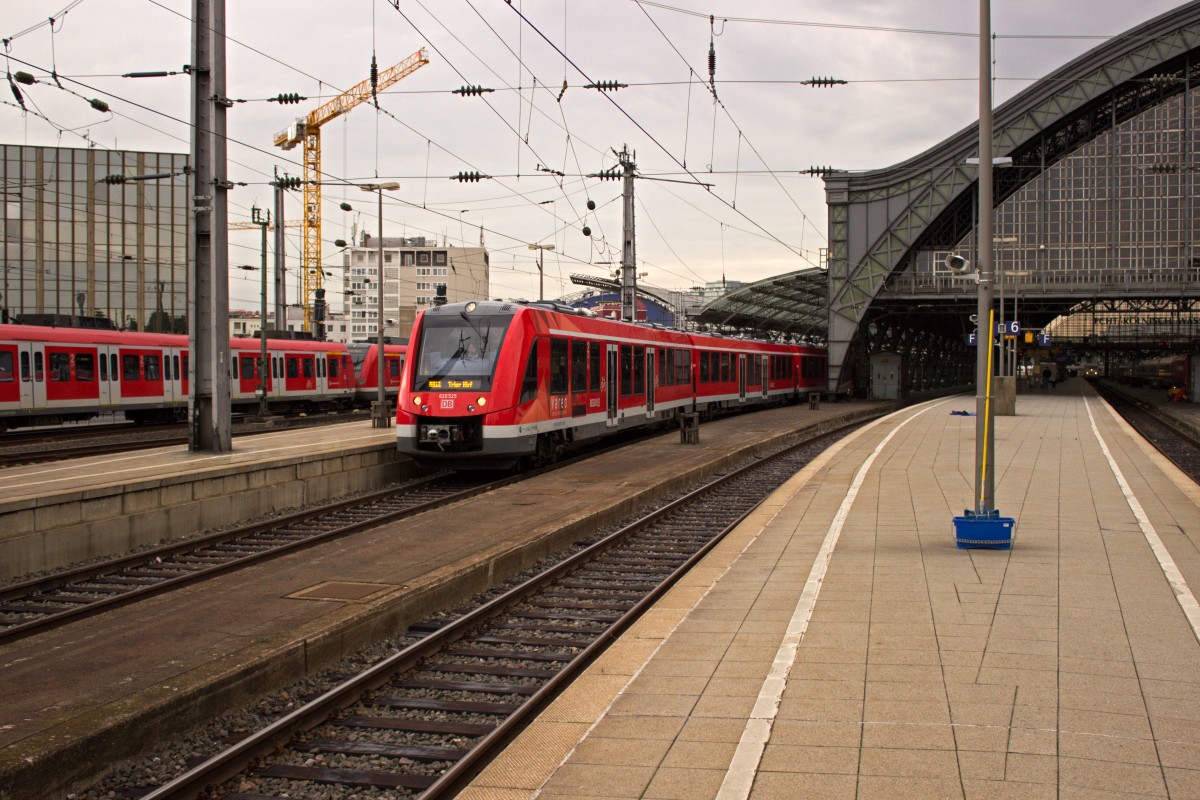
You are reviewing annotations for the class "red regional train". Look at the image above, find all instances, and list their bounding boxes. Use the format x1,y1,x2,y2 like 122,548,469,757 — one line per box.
0,323,406,432
395,300,828,469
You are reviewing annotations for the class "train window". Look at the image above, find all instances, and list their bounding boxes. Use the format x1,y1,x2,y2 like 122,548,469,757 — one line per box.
49,352,71,382
700,352,709,383
549,338,569,395
0,351,13,382
588,342,600,392
520,342,538,404
328,357,339,379
145,355,161,381
619,345,633,397
100,353,108,382
181,355,188,381
657,349,668,387
302,358,314,379
633,346,645,394
677,349,687,385
171,355,178,381
240,355,256,379
76,353,95,382
33,351,43,382
111,354,119,381
20,351,30,382
232,357,239,380
318,359,325,378
571,340,587,393
720,353,731,383
389,357,400,378
123,354,140,381
286,358,298,379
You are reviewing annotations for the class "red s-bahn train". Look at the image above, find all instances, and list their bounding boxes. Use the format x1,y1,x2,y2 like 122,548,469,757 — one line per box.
0,323,406,432
395,300,828,469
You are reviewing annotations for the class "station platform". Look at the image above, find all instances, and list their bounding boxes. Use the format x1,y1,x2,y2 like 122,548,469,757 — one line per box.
0,422,411,580
468,378,1200,800
0,400,884,800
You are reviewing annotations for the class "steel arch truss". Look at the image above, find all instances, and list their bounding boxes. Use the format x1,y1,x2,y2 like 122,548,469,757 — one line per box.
823,5,1200,392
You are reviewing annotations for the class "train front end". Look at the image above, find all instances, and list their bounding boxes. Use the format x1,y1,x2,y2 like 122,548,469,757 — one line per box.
395,300,529,468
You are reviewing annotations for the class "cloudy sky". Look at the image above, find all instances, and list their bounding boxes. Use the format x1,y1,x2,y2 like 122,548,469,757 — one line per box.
2,0,1187,311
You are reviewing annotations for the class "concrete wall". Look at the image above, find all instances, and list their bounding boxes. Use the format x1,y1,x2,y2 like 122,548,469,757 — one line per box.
0,444,419,582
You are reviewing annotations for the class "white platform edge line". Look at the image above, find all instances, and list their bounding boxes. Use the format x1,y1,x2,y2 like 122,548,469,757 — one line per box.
1084,397,1200,645
526,405,905,798
715,399,948,800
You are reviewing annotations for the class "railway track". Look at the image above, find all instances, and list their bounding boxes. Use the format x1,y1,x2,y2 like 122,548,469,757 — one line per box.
1093,381,1200,482
0,471,511,644
132,421,865,800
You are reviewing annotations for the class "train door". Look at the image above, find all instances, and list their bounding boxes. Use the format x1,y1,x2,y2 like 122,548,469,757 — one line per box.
17,343,43,411
738,354,747,402
606,344,618,427
95,345,113,408
761,355,769,400
164,349,183,405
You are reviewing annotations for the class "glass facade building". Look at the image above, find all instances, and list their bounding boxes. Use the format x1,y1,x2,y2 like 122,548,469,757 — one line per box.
1,144,189,331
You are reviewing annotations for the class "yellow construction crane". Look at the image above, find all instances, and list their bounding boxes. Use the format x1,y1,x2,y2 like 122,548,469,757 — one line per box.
273,47,430,333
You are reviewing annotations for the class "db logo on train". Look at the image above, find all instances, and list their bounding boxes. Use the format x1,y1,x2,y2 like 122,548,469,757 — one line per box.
441,398,454,409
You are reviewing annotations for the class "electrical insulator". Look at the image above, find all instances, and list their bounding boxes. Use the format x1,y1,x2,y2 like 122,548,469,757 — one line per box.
586,199,596,210
275,175,303,189
803,165,834,176
334,239,347,247
272,93,303,104
451,171,488,182
13,71,36,86
339,202,352,212
584,80,627,92
594,168,621,181
104,174,127,185
806,76,847,88
90,98,110,113
453,85,495,97
582,226,591,237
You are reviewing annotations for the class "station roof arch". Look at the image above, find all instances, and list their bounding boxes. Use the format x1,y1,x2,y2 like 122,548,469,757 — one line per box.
822,2,1200,388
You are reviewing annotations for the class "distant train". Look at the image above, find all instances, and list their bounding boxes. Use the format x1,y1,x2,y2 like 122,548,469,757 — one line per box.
0,323,406,432
395,300,828,469
1127,352,1192,390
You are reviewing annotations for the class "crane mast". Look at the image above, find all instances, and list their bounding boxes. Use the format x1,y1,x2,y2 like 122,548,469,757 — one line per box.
273,48,430,335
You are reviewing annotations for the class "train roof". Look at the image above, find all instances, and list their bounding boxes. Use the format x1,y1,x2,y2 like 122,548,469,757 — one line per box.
0,323,399,353
417,301,824,353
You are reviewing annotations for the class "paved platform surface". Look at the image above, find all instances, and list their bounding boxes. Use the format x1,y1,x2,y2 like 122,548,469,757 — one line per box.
0,400,883,800
468,378,1200,800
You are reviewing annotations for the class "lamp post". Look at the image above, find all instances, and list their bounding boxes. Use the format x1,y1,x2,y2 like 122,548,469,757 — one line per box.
251,205,271,418
360,182,400,428
528,243,555,301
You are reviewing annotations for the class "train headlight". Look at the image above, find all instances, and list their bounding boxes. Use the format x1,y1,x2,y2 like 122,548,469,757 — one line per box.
476,396,487,407
465,301,477,313
412,395,423,407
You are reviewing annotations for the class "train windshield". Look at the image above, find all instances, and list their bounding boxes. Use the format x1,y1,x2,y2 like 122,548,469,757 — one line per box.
413,312,512,391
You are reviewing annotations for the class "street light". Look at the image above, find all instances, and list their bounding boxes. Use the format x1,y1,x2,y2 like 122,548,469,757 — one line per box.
528,243,555,301
360,182,400,428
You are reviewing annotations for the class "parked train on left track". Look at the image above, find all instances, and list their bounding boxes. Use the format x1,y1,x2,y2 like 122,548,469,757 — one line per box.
395,299,828,469
0,323,406,432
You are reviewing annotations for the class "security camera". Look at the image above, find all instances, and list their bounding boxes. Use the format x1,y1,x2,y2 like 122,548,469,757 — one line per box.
944,254,972,274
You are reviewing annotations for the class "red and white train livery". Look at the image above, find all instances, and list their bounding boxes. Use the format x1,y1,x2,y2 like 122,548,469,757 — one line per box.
0,323,406,431
395,300,827,468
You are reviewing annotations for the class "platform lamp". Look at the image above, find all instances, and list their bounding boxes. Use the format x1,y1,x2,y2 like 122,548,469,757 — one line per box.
360,182,400,428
